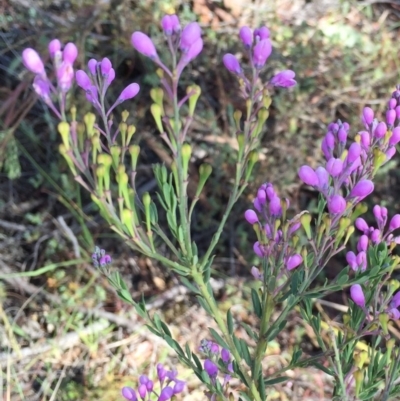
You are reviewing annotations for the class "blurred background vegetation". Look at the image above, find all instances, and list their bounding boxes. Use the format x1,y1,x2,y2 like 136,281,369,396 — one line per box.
1,0,400,399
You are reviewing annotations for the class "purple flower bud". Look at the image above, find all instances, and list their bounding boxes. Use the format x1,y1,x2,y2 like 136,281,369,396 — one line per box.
389,98,397,109
347,143,361,164
63,42,78,64
122,387,137,401
118,83,140,102
338,127,347,142
356,251,367,271
158,386,174,401
86,85,99,104
270,70,296,88
254,26,270,40
210,342,219,354
265,184,276,200
221,348,231,363
173,380,186,394
48,39,61,58
88,58,98,75
257,188,267,204
100,57,112,75
161,15,174,35
170,15,180,32
180,37,203,67
355,218,369,233
391,291,400,308
253,241,263,257
99,254,111,266
269,196,282,216
57,62,74,91
357,235,369,252
373,121,387,139
75,70,91,90
298,165,318,186
245,209,258,224
386,109,396,125
204,359,218,377
286,254,303,271
251,266,262,280
327,195,346,215
371,229,381,244
157,363,167,382
253,198,262,212
362,107,374,125
22,48,45,75
389,214,400,231
252,39,272,68
146,380,154,392
180,22,201,51
239,26,253,47
316,166,329,190
388,308,400,320
359,131,370,148
32,76,51,100
139,375,149,385
346,251,358,270
389,127,400,145
106,68,115,86
350,180,374,200
223,54,242,74
350,284,365,307
138,384,147,399
131,32,158,58
326,158,343,177
386,146,396,161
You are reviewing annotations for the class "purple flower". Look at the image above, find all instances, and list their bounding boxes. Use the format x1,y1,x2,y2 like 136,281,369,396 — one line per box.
182,37,203,63
356,251,367,272
180,22,201,51
48,39,61,58
270,70,296,88
173,380,186,394
245,209,258,224
326,158,343,177
62,42,78,64
357,235,369,252
99,254,111,266
122,387,137,401
57,62,74,92
157,363,167,382
138,383,147,399
350,284,365,307
286,254,303,271
204,359,218,377
269,197,282,216
389,214,400,231
390,291,400,308
75,70,91,90
347,143,361,164
221,348,231,363
254,26,270,40
253,241,263,257
252,39,272,68
22,48,45,75
346,251,358,270
316,166,329,190
327,195,346,215
88,58,98,75
32,76,51,100
362,107,374,125
350,180,374,200
386,109,396,125
251,266,263,280
373,122,387,139
239,26,253,47
118,83,140,102
161,14,180,35
100,57,112,75
223,54,242,74
298,165,318,186
210,342,219,354
158,386,174,401
355,218,369,233
131,32,158,58
390,127,400,145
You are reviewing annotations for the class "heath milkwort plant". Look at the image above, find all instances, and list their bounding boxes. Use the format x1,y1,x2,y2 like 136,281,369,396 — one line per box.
22,11,400,401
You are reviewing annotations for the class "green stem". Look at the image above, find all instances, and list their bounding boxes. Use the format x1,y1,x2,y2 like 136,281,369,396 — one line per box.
330,329,348,400
192,267,262,401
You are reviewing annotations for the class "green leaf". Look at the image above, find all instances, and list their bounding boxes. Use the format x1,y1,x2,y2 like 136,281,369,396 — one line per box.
259,372,266,400
153,313,162,331
197,296,212,315
311,362,333,376
180,277,199,294
162,182,172,208
227,309,234,335
266,320,287,342
241,322,259,341
337,274,349,286
251,288,262,318
192,352,203,371
239,338,252,367
160,321,172,336
264,376,290,386
209,328,229,349
185,343,192,359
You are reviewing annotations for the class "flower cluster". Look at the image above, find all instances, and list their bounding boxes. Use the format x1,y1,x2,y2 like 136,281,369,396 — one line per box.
22,40,78,118
132,14,202,78
223,26,296,88
122,364,186,401
244,183,302,270
298,90,400,217
199,340,233,399
75,58,139,115
346,205,400,272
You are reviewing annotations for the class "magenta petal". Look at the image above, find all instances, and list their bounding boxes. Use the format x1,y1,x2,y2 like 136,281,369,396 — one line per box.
350,180,374,200
298,165,318,186
350,284,365,307
180,22,201,51
131,32,158,58
239,26,253,47
75,70,91,90
252,39,272,68
270,70,296,88
63,42,78,64
48,39,61,58
327,195,346,214
223,54,241,74
362,107,374,125
286,254,302,271
244,209,258,224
